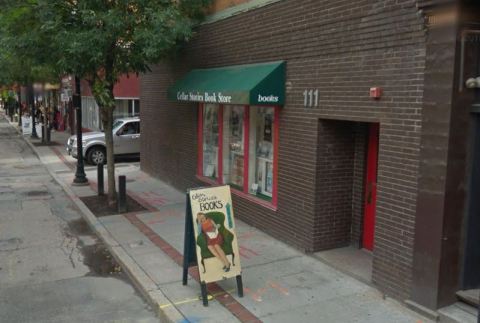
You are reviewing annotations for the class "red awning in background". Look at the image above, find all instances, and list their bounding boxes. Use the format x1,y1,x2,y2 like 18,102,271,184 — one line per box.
80,74,139,98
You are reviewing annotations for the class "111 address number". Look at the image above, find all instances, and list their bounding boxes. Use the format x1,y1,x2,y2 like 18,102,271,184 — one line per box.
303,89,319,108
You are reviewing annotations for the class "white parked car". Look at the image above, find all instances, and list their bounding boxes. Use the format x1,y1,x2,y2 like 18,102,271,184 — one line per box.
67,117,140,165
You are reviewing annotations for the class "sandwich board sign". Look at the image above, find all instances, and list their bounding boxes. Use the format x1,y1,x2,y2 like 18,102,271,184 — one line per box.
21,117,32,135
183,185,243,306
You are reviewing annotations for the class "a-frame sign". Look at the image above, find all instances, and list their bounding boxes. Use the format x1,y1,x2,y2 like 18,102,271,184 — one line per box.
182,186,243,306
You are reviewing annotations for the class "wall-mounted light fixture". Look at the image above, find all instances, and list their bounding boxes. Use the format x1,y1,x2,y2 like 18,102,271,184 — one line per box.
466,77,480,89
460,30,480,91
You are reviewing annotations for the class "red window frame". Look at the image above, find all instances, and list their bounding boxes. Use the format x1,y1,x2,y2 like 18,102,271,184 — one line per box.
197,104,279,210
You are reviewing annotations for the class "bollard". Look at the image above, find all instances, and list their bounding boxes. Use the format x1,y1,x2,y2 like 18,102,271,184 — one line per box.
118,175,127,213
236,275,244,297
97,164,104,196
41,124,46,143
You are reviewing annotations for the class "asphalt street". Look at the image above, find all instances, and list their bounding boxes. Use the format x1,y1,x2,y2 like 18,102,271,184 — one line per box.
0,114,159,323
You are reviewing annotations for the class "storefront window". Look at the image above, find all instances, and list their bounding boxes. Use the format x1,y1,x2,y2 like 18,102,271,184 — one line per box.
115,99,140,119
222,106,245,189
81,97,100,130
128,99,140,116
202,104,219,179
199,104,278,206
113,99,129,120
248,107,275,200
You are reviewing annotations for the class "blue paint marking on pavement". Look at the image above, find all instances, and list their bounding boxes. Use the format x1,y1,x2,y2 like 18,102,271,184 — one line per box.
178,316,203,323
226,203,232,229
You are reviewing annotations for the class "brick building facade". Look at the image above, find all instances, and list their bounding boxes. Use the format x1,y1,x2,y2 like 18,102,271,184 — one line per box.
140,0,480,313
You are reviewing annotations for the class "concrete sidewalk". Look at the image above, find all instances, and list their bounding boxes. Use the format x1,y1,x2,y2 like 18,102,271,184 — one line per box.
12,119,432,323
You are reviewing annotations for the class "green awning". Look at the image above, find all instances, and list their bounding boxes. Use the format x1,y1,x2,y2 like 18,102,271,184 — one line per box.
167,61,285,106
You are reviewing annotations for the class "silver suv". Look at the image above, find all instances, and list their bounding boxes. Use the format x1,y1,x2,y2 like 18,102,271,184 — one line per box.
67,117,140,165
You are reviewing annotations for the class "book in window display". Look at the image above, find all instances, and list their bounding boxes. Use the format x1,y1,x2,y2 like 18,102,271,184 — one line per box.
203,145,218,178
256,158,273,198
230,153,244,187
263,113,272,142
265,162,273,195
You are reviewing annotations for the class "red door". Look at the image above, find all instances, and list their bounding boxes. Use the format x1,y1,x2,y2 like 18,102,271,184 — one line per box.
363,123,379,251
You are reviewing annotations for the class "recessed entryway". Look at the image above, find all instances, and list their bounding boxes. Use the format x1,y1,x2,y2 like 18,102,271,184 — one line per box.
314,246,373,283
314,120,380,282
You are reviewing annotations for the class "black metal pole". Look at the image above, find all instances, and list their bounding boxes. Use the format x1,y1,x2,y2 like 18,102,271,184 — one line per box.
41,106,46,144
46,90,51,143
236,275,244,297
118,175,127,213
17,90,22,127
97,163,104,196
72,76,88,185
183,193,192,286
30,85,38,139
41,85,46,143
9,99,13,122
201,283,208,307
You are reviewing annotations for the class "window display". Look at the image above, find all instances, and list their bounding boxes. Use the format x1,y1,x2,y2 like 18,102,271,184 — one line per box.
203,104,219,179
248,107,275,199
222,105,245,188
199,104,277,205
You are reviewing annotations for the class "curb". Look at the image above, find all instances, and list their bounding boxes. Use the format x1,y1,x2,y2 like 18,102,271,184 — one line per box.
8,117,185,323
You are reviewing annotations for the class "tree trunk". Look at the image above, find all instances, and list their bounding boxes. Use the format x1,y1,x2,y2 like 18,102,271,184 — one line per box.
102,105,116,205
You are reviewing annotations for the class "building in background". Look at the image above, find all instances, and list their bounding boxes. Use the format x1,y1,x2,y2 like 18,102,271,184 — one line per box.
80,74,140,131
140,0,480,317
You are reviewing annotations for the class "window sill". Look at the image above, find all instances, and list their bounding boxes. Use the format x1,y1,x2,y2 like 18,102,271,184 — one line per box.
196,175,278,212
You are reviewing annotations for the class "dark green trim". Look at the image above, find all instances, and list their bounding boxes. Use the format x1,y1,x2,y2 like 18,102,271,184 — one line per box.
254,193,273,202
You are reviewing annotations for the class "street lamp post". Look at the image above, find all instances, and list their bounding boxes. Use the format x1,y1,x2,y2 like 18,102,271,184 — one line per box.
17,90,22,128
72,76,88,186
30,84,38,139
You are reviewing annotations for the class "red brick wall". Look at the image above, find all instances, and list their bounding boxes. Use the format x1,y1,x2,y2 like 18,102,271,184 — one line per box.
141,0,426,300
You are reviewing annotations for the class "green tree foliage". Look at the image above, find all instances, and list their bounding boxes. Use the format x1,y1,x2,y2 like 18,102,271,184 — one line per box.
0,0,58,86
0,0,211,202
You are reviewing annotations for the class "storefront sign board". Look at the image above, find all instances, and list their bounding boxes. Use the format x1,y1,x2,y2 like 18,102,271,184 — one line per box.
182,185,243,306
168,61,285,106
22,117,32,135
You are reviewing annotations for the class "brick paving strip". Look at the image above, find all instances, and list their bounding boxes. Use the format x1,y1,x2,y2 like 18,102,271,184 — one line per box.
50,145,262,323
123,213,262,323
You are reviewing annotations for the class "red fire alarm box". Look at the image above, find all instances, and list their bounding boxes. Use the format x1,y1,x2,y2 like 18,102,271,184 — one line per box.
370,87,382,99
